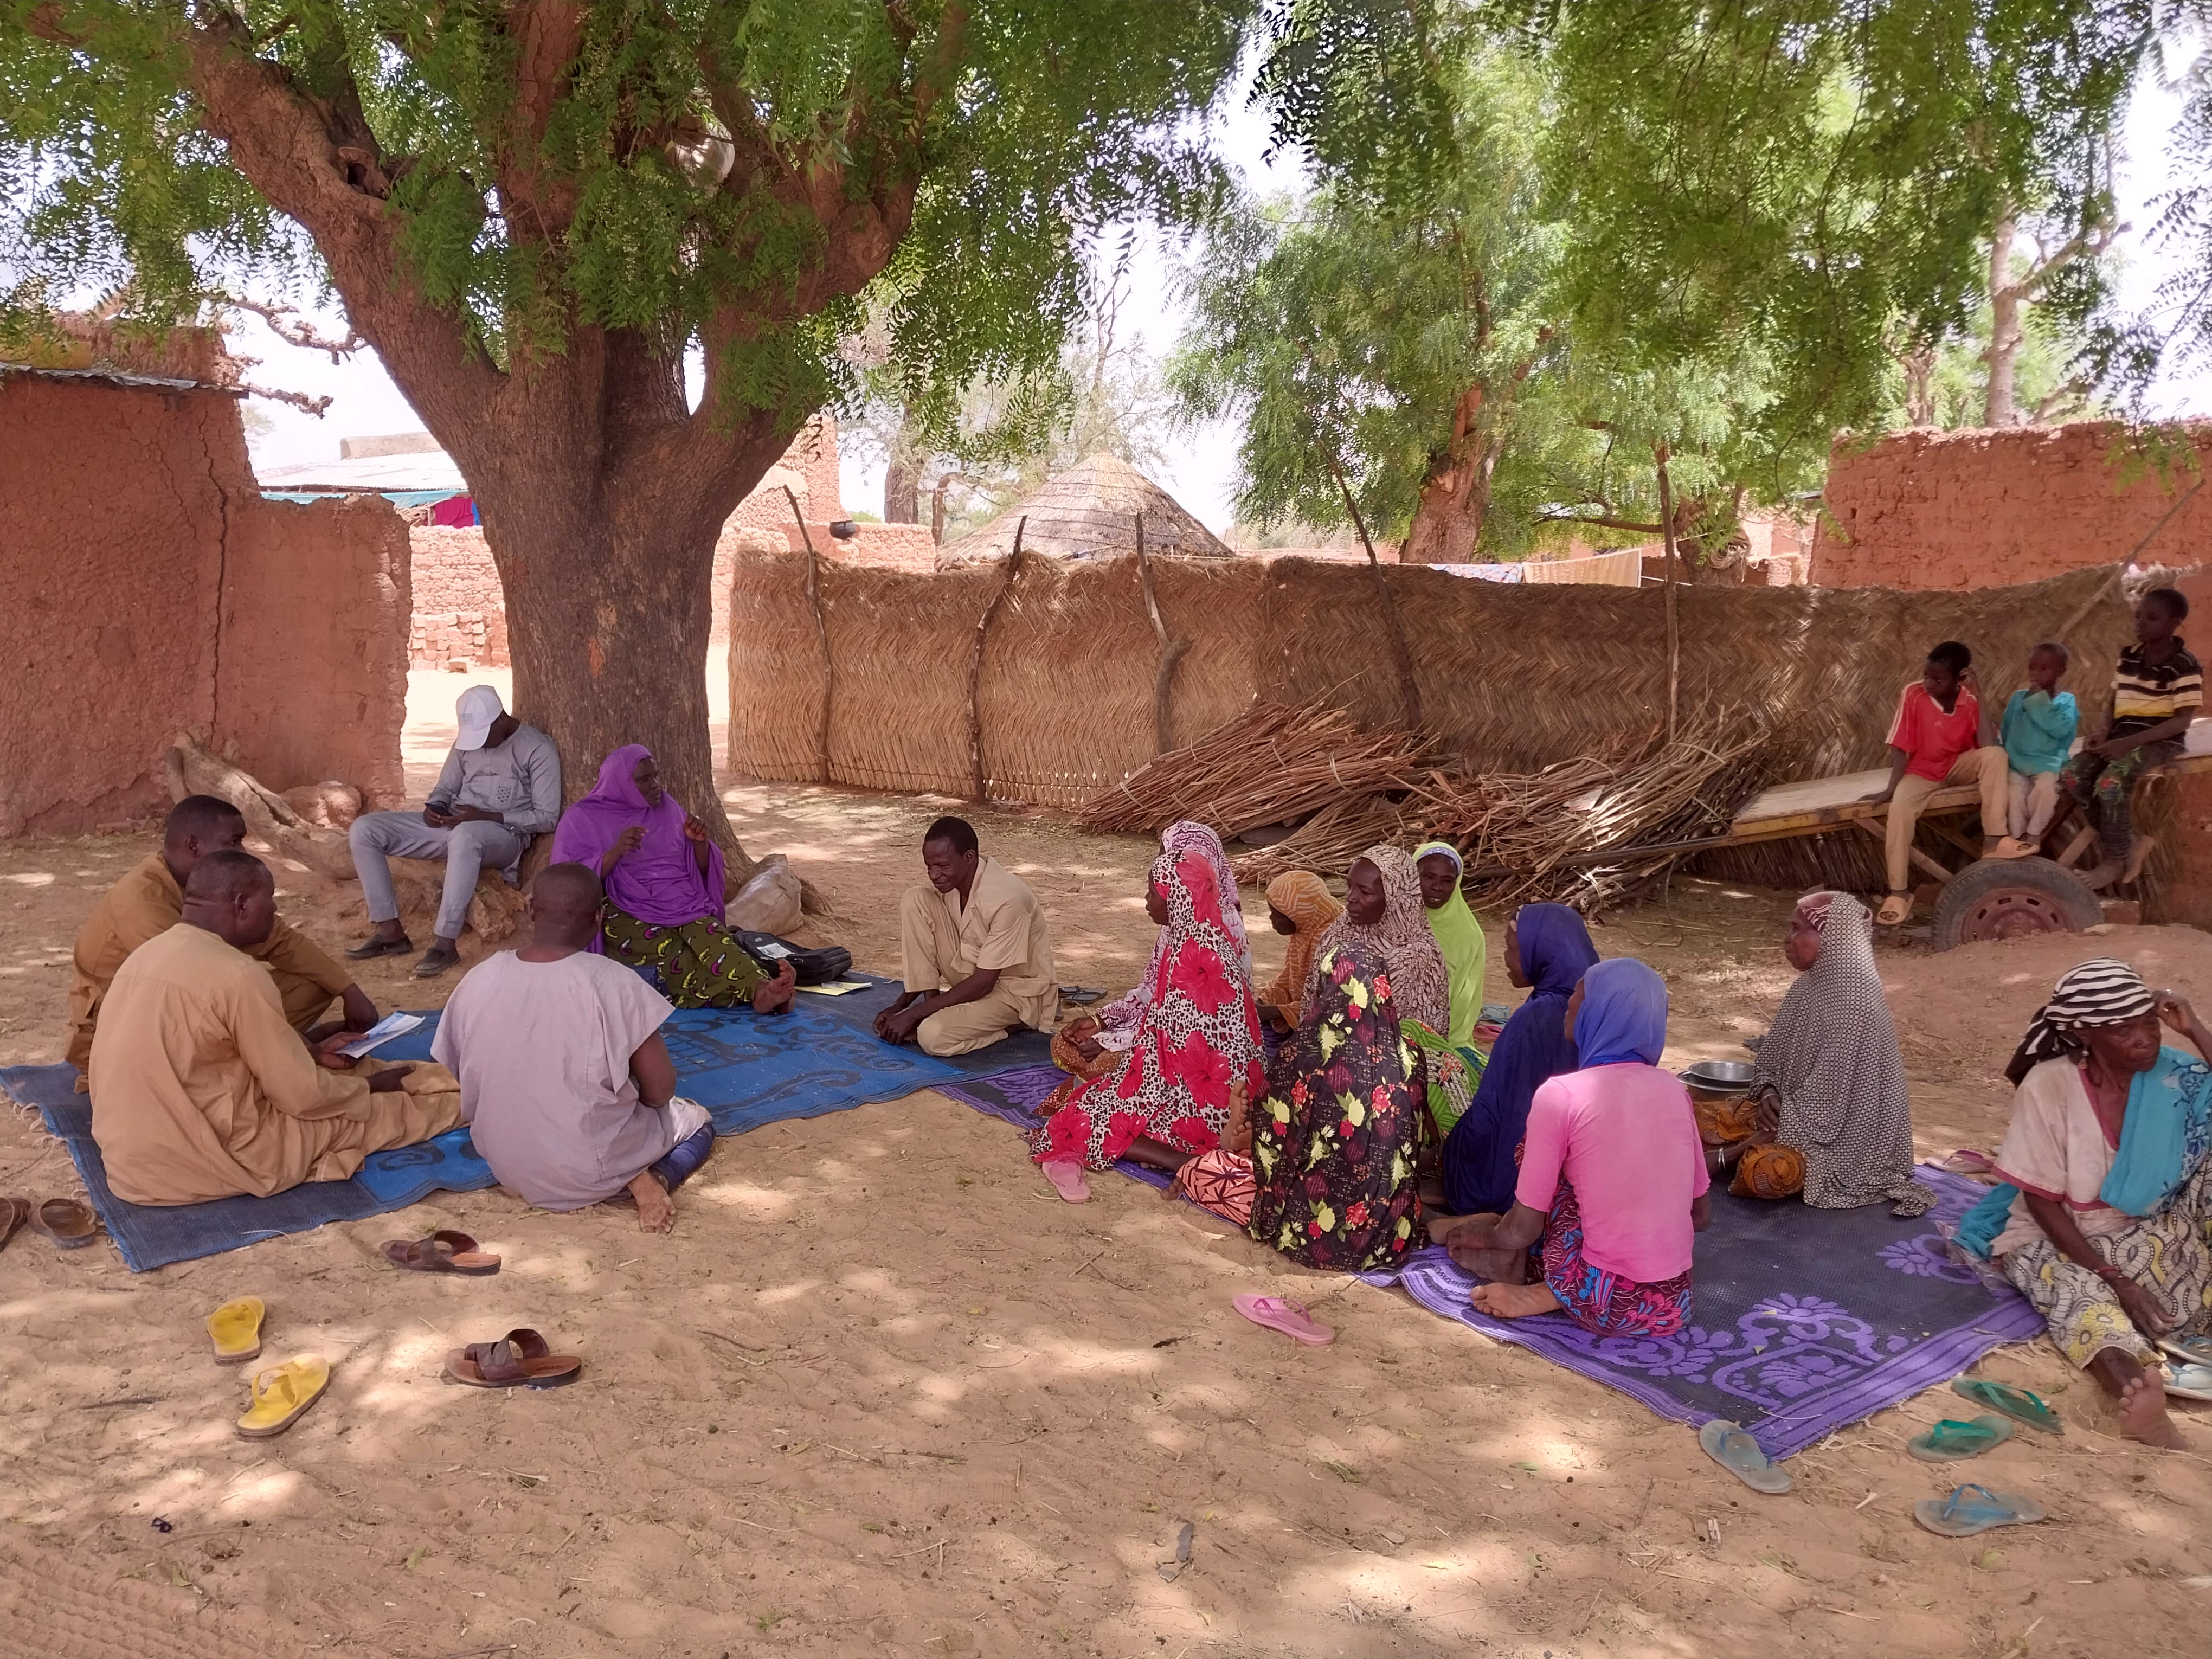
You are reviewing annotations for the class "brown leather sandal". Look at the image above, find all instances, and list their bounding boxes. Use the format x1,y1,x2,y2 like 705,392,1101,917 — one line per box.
0,1197,29,1253
380,1229,501,1275
442,1328,581,1390
27,1197,99,1250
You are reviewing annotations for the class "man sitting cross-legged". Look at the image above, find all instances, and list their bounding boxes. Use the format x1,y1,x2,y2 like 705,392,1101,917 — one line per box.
68,794,378,1083
433,863,713,1233
88,851,454,1206
876,815,1058,1057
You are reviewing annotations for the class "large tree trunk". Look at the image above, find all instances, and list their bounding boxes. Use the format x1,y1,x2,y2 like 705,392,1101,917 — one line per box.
1984,210,2022,427
1399,431,1499,564
883,410,921,522
455,373,792,884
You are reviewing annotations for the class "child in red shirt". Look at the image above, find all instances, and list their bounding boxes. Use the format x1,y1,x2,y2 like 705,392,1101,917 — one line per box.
1861,640,2023,925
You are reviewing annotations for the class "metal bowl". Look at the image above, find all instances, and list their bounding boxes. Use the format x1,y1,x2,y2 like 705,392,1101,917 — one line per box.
1680,1059,1757,1094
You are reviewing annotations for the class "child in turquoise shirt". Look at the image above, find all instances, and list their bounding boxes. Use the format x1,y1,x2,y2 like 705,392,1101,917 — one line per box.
1999,641,2079,846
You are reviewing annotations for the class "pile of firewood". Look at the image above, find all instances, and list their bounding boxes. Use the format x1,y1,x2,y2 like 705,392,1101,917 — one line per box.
1088,702,1771,912
1075,698,1433,839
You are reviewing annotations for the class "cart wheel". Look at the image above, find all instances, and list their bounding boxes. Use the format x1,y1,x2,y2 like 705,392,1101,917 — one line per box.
1930,857,2104,951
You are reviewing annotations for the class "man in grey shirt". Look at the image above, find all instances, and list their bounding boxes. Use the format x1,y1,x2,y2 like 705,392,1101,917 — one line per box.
346,685,562,978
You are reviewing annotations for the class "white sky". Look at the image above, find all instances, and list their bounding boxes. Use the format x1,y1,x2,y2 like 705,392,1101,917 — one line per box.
239,63,2209,533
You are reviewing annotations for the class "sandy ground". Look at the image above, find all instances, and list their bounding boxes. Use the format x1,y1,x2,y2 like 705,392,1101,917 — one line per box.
3,670,2211,1658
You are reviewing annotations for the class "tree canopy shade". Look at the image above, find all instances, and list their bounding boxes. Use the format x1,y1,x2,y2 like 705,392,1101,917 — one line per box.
0,0,1258,856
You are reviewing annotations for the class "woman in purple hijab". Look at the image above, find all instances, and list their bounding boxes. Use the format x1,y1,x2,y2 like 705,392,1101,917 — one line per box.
550,745,794,1012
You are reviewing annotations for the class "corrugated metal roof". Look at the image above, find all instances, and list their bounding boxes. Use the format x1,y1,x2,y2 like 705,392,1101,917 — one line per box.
0,362,246,396
257,449,471,493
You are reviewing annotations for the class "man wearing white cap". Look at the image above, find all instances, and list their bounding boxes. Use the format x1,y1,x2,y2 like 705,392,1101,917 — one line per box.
346,685,563,978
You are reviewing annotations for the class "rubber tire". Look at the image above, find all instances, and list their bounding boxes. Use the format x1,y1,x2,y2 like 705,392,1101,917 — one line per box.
1930,856,2104,951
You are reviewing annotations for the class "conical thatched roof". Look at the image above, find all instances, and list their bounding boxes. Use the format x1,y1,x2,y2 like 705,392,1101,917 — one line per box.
937,453,1234,570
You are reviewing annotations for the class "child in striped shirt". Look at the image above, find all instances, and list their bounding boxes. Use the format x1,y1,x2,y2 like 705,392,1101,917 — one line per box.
2065,587,2202,887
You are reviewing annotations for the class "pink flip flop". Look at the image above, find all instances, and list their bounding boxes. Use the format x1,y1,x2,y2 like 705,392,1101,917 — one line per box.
1232,1294,1334,1346
1939,1148,1996,1177
1043,1160,1091,1204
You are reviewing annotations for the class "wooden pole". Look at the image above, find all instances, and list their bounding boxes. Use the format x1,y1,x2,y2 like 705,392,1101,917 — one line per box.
1655,445,1681,744
967,518,1025,800
1134,511,1192,755
1330,462,1423,731
786,486,833,783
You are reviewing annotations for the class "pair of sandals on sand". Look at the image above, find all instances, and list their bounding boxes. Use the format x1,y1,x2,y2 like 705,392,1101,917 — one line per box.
203,1229,584,1441
380,1227,588,1390
0,1194,100,1252
1699,1370,2209,1534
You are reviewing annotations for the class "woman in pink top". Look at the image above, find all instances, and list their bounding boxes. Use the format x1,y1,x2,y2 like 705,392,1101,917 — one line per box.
1440,957,1711,1334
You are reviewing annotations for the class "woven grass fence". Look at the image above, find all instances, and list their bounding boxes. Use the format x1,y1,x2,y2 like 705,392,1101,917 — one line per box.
726,552,2139,877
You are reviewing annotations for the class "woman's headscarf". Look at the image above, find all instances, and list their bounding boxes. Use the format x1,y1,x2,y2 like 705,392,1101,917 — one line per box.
1163,821,1250,976
1309,845,1450,1035
1572,957,1668,1068
1259,870,1343,1014
1097,820,1250,1052
549,745,724,941
1031,844,1264,1169
1438,903,1600,1214
1751,891,1932,1214
2005,957,2159,1085
1413,840,1487,1048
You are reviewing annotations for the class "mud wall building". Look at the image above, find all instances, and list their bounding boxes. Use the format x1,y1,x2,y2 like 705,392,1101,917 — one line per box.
2,338,408,837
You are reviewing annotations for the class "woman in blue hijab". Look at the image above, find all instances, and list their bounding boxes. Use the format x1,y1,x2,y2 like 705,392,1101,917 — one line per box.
1431,904,1600,1225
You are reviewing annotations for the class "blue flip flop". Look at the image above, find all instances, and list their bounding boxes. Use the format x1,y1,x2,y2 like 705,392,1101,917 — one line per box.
2156,1334,2212,1367
1950,1378,2062,1434
1912,1483,2045,1537
2161,1360,2212,1402
1698,1419,1792,1494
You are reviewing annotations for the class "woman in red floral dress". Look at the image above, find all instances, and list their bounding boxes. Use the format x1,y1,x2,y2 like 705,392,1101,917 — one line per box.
1030,844,1265,1186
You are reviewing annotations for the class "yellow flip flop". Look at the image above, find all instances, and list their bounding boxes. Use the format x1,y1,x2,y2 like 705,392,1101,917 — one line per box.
236,1357,330,1439
207,1296,266,1365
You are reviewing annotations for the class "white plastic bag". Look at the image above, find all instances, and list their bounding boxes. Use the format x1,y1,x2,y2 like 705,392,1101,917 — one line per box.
726,853,803,935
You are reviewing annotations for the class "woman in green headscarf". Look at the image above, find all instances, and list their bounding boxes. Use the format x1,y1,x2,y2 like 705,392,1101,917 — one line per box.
1416,842,1487,1048
1410,841,1490,1135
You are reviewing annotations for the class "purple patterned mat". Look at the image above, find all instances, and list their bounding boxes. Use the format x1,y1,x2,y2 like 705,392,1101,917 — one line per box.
933,1064,1173,1191
1369,1166,2046,1459
935,1072,2043,1459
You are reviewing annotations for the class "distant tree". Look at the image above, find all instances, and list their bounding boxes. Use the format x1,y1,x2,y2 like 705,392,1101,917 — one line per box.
1169,50,1564,564
0,2,1257,855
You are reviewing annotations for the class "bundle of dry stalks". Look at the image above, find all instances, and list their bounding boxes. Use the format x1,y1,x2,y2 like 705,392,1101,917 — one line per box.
1076,698,1432,837
1411,705,1773,911
1231,793,1413,886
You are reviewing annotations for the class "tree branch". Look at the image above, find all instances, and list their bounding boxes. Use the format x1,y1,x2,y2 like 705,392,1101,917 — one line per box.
224,296,365,363
1536,512,1664,533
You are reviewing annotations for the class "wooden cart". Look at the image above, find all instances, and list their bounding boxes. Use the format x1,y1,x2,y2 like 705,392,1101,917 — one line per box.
1713,755,2212,948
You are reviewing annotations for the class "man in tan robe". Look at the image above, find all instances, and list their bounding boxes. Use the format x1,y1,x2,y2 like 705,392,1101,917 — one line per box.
67,795,376,1077
876,815,1056,1057
88,851,459,1206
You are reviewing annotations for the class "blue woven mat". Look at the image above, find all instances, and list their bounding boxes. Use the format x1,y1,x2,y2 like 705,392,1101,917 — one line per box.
2,972,1053,1272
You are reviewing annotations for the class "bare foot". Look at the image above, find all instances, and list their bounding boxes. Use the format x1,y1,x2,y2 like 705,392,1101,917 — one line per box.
1446,1230,1531,1284
1469,1279,1562,1319
2081,859,2123,891
2117,1371,2185,1449
2123,834,2156,884
751,963,798,1015
1426,1210,1493,1246
627,1169,674,1233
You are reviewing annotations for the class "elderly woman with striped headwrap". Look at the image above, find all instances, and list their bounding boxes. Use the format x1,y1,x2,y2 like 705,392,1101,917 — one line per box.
1955,959,2212,1449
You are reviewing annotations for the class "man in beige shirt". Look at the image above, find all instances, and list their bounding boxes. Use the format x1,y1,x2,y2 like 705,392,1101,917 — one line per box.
88,851,458,1206
877,816,1056,1058
67,795,375,1076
